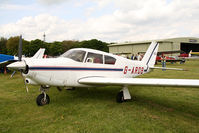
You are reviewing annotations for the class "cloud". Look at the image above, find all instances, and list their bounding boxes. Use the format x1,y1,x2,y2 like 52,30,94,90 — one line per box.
37,0,69,5
0,3,32,10
0,0,199,42
0,14,65,41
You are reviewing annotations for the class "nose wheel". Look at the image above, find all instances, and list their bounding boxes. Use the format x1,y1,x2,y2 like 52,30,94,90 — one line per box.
36,85,50,106
36,93,50,106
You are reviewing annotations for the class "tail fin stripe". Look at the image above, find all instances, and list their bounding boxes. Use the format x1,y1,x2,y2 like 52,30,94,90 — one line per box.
146,42,158,65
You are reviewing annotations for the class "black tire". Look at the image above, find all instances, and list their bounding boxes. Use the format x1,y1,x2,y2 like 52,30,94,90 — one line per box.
36,93,50,106
116,91,124,103
66,87,76,91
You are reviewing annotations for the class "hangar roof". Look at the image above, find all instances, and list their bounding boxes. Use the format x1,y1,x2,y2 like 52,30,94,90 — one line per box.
108,37,199,47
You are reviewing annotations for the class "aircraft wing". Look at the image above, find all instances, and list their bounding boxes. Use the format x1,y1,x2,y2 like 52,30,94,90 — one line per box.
0,54,16,66
78,77,199,87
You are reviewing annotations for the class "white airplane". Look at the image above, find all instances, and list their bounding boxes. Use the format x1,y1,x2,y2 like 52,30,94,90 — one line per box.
7,39,199,106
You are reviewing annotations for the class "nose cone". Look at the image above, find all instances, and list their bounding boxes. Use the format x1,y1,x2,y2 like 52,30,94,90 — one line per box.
7,61,26,70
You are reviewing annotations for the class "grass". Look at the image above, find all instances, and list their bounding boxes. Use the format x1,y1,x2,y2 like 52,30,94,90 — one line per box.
0,60,199,133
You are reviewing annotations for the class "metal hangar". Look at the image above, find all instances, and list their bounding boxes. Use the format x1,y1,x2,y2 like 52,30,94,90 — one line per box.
108,37,199,56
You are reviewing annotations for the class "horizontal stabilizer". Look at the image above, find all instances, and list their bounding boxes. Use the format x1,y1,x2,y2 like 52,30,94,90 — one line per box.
150,67,186,71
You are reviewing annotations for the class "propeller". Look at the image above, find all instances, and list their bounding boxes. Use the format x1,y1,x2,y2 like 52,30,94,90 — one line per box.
7,35,29,92
10,35,23,77
18,35,22,61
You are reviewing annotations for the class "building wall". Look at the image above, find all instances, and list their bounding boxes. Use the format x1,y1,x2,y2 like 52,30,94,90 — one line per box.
109,43,151,56
158,42,176,52
108,37,198,56
109,43,181,57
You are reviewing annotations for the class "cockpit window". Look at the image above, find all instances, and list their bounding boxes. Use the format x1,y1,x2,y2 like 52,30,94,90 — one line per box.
105,55,116,65
61,50,86,62
86,52,103,64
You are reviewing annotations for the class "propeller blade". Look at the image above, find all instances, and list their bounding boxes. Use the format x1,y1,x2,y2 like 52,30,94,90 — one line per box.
18,35,22,61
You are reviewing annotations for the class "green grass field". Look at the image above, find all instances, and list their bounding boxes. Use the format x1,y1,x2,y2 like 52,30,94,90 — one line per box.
0,60,199,133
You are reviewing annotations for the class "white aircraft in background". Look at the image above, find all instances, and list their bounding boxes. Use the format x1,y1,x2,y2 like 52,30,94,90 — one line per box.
7,36,199,106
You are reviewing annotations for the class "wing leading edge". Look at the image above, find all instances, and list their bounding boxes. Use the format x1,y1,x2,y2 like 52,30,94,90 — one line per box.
78,77,199,87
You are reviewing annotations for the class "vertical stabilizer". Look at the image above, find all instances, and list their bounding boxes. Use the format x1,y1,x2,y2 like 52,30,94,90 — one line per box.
32,48,45,59
141,42,159,67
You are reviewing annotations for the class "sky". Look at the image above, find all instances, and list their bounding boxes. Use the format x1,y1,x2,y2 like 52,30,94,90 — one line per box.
0,0,199,42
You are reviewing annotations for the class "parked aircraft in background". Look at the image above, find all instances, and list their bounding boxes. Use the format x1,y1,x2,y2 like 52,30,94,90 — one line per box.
0,54,18,66
178,50,199,59
189,50,199,58
156,51,186,64
6,36,199,106
156,49,199,64
156,55,186,64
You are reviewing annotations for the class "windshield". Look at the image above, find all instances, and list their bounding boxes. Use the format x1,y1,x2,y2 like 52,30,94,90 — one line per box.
61,50,86,62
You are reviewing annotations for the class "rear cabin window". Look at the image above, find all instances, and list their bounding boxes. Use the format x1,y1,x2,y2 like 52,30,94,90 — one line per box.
61,50,86,62
105,55,116,65
86,52,103,64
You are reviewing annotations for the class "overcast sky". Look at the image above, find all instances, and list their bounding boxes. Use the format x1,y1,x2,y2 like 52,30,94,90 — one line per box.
0,0,199,42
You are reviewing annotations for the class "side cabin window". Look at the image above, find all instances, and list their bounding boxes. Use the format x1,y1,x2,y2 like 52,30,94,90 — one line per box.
104,55,116,65
61,50,86,62
86,52,103,64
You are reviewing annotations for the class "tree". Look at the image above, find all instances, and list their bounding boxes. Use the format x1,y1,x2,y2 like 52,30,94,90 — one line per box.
29,39,48,56
49,41,63,56
2,36,110,56
22,40,30,57
5,36,30,56
61,40,80,52
6,36,20,55
0,37,7,54
79,39,109,52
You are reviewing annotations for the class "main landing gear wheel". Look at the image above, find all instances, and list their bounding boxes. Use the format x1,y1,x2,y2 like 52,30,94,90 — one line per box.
66,87,76,90
36,93,50,106
116,91,125,103
116,87,131,103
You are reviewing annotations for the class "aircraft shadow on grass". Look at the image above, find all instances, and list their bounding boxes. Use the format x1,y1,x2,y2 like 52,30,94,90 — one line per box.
53,87,199,117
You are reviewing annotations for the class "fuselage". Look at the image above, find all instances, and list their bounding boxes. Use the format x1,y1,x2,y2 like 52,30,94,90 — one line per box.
23,48,149,87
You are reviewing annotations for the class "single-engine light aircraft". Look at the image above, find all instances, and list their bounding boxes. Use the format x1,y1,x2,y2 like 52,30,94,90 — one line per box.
7,36,199,106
